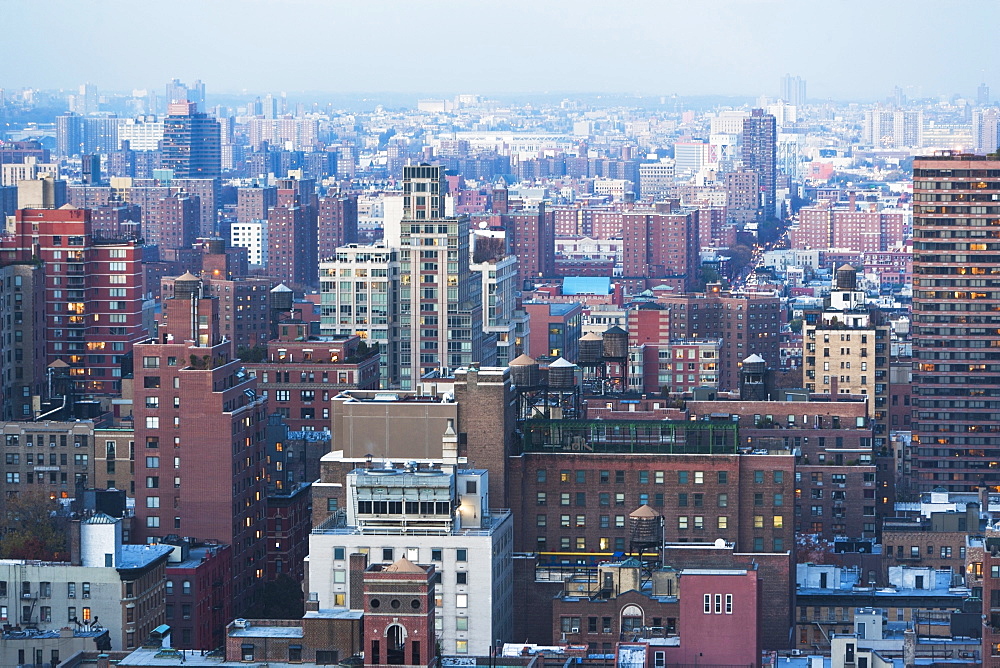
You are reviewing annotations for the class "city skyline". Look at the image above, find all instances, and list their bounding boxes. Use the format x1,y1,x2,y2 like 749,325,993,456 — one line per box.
3,0,999,101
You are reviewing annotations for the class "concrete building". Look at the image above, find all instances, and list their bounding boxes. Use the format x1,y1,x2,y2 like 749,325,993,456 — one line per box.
397,164,491,388
0,514,171,652
230,221,268,266
802,266,889,436
117,116,164,152
742,109,777,220
471,253,528,366
307,462,514,656
319,243,400,387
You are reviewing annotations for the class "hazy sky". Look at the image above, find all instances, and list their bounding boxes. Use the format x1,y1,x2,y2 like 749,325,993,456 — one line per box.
3,0,998,101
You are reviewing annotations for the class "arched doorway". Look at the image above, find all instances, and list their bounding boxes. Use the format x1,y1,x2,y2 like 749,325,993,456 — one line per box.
386,624,406,665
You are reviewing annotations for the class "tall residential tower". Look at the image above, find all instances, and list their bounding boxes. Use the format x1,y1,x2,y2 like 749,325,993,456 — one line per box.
912,154,1000,491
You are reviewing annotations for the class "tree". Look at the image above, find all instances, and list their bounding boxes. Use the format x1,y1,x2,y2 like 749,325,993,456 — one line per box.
0,491,69,561
236,345,267,363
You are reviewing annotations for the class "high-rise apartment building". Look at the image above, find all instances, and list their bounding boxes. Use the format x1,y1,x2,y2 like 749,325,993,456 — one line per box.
973,108,1000,153
237,185,277,224
470,253,528,366
398,165,491,387
863,108,923,149
132,273,268,615
56,113,84,157
503,203,554,285
160,102,221,178
144,192,200,252
0,263,45,419
317,194,359,260
0,207,147,395
801,266,889,443
319,243,400,387
266,201,315,288
621,207,700,291
912,154,1000,491
742,109,777,220
780,74,807,106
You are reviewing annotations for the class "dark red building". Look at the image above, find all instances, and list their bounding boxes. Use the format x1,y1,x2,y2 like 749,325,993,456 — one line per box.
317,194,358,260
244,321,380,431
132,272,268,618
165,541,233,650
504,203,554,284
0,207,147,395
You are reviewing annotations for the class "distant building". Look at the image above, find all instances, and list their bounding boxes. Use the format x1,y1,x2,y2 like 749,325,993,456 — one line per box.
160,102,221,179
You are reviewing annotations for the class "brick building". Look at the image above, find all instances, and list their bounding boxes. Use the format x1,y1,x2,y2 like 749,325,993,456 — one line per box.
131,273,269,618
317,194,359,260
621,208,699,292
507,419,795,556
243,321,380,432
0,207,147,395
628,288,782,392
164,541,233,650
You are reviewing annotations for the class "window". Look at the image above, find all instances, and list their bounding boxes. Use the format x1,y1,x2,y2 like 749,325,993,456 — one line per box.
754,515,764,528
718,516,728,529
456,549,467,562
754,470,764,484
456,594,468,608
678,516,688,529
717,471,728,485
456,640,468,654
725,594,733,614
456,617,468,631
773,516,783,528
536,469,547,483
537,492,547,505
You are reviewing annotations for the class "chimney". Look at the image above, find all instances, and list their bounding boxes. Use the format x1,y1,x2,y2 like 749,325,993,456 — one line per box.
69,519,82,566
349,552,368,610
442,420,459,468
903,628,916,668
97,655,111,668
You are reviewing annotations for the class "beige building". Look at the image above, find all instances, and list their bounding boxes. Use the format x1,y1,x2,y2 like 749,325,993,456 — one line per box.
802,267,889,435
0,514,171,652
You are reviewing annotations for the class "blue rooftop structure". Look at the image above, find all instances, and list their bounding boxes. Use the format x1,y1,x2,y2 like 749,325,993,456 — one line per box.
563,276,611,295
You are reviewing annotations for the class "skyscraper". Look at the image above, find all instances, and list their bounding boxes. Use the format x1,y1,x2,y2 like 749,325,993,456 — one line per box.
912,153,1000,491
161,102,221,178
55,113,84,158
398,164,491,388
780,74,807,106
742,109,777,220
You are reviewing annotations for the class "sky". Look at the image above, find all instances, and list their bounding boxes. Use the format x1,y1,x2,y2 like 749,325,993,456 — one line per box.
3,0,998,101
